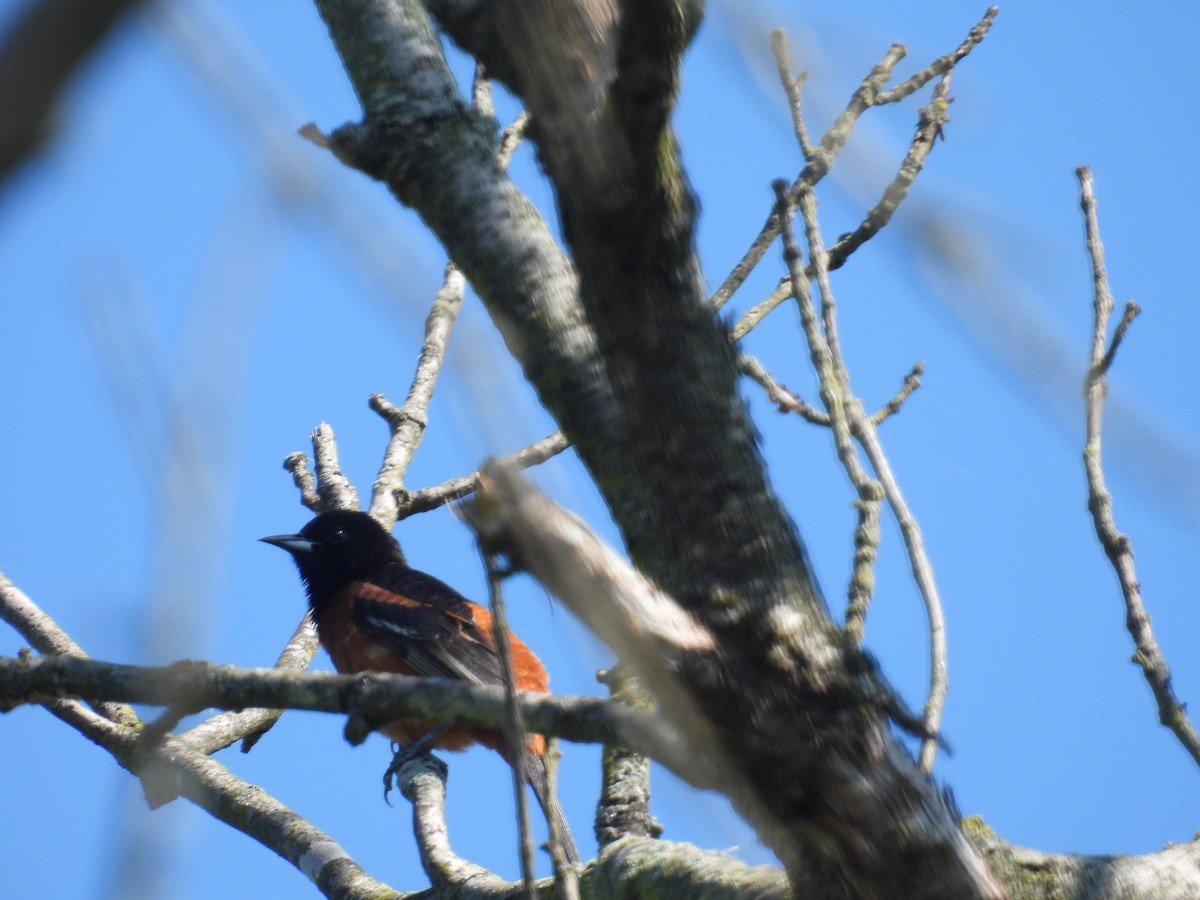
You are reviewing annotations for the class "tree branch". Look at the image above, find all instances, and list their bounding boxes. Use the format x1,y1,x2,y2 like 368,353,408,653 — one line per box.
399,754,513,895
714,8,996,314
313,2,1001,893
480,553,538,896
179,614,320,756
398,431,569,518
1076,165,1200,767
368,264,465,526
0,653,705,783
773,182,885,650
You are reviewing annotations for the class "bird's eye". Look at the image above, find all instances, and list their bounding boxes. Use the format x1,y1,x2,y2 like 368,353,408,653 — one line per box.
328,527,349,543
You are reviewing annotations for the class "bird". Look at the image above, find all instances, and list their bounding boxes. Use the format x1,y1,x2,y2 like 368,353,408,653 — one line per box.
262,509,579,864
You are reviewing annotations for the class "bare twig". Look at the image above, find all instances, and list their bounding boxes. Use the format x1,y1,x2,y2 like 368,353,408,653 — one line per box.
871,363,925,425
482,553,537,898
309,423,360,511
713,7,997,313
711,41,906,312
369,264,466,525
727,70,956,340
738,354,830,425
0,572,137,727
177,615,320,756
774,182,948,769
826,74,955,274
482,547,579,887
367,57,532,527
399,431,569,518
876,7,998,104
729,287,788,340
771,30,812,160
802,186,948,770
284,451,321,510
1076,165,1200,767
498,112,530,168
772,183,885,652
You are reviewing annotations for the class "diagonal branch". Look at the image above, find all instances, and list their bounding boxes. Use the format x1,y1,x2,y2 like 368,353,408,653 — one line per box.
399,431,569,518
713,8,997,314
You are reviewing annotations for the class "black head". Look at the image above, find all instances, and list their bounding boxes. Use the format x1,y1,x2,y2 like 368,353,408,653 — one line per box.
261,510,405,612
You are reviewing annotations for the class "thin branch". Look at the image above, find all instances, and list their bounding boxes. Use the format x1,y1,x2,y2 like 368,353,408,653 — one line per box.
729,286,788,340
177,614,320,756
738,354,830,425
311,423,361,511
398,431,569,518
1094,301,1141,381
284,451,321,511
0,572,138,727
368,264,466,526
741,352,921,429
539,741,580,899
710,43,907,312
497,111,530,169
770,29,812,160
876,7,998,104
712,7,997,313
483,548,578,887
482,553,537,898
726,70,956,338
798,185,948,771
825,73,955,273
368,65,529,527
1076,165,1200,767
871,362,925,425
772,184,884,651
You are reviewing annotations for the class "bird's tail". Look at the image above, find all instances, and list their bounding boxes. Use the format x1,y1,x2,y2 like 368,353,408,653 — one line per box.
522,752,581,865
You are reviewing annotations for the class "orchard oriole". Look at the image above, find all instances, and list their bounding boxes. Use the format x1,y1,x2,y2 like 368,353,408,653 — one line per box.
262,509,579,863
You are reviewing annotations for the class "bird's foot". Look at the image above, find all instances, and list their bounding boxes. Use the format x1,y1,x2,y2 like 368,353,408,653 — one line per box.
383,725,451,804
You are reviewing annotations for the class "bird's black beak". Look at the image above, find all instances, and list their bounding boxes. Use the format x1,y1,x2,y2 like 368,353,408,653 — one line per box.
260,533,317,555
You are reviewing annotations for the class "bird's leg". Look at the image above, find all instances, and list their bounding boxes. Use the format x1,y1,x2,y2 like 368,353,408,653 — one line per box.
383,725,452,803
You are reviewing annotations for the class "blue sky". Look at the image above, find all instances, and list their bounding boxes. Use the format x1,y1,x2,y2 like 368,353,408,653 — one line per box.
3,1,1199,896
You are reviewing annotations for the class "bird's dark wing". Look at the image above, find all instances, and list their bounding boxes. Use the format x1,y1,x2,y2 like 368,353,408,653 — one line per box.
351,564,504,685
